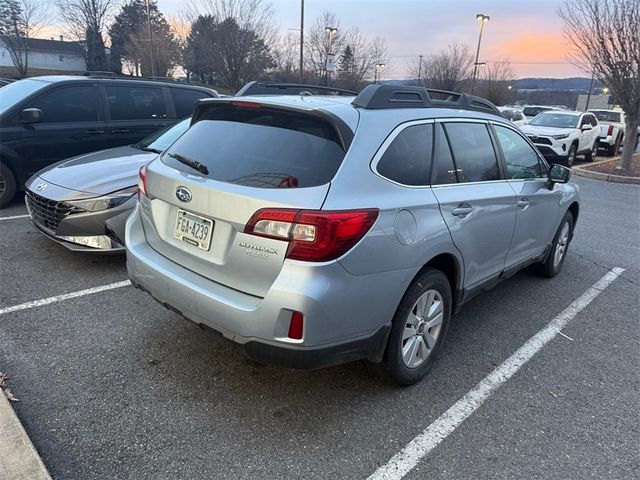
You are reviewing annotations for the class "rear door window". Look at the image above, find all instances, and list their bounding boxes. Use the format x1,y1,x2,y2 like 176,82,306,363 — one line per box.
376,123,433,186
162,104,347,188
105,85,167,120
171,88,212,118
431,123,458,185
443,122,501,182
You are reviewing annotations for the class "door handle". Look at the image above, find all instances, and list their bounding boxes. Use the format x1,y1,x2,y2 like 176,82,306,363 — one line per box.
452,204,473,217
84,129,104,135
517,198,530,209
111,129,130,134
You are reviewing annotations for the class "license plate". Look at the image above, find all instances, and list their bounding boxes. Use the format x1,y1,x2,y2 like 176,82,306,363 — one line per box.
174,209,214,251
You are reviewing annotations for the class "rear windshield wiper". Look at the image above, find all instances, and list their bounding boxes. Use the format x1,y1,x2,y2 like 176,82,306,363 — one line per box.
167,152,209,175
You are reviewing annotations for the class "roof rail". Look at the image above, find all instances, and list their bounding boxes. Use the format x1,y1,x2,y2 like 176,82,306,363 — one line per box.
236,81,357,97
82,71,117,78
352,84,500,115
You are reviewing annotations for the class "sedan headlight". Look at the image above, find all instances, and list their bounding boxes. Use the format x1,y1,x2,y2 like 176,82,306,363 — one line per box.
552,133,570,140
68,186,138,212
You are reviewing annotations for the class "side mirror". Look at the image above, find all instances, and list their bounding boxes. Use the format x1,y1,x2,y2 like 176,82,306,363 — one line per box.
21,108,43,124
581,123,593,131
547,164,571,189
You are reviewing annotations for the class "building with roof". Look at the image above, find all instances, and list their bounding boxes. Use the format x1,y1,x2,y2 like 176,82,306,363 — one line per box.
0,36,86,77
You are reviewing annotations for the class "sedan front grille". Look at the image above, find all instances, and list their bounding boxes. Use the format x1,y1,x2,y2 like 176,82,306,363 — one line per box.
26,191,84,231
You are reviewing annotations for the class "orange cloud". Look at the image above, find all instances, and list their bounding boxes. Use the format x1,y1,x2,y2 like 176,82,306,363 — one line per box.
493,32,570,64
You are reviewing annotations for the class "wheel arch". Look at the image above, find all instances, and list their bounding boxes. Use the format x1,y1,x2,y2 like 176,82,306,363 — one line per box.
567,201,579,226
411,252,463,311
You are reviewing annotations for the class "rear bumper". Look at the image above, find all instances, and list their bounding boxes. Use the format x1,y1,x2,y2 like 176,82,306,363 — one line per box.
126,207,409,369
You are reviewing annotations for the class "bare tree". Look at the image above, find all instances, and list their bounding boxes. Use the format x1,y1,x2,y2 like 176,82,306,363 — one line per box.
411,43,473,92
55,0,119,70
304,11,345,81
270,32,304,82
0,0,50,77
336,30,388,90
559,0,640,171
477,60,516,105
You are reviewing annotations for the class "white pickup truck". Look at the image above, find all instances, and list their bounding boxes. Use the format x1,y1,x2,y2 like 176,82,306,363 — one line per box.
588,109,639,156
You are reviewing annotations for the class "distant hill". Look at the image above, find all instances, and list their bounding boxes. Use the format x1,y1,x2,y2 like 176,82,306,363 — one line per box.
387,77,602,92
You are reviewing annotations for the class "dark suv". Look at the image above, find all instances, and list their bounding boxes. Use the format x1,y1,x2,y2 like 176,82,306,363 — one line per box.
0,76,217,205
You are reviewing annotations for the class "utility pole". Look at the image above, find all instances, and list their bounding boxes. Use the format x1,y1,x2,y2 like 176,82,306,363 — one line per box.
471,13,490,94
145,0,156,77
299,0,304,83
585,69,595,110
417,54,423,87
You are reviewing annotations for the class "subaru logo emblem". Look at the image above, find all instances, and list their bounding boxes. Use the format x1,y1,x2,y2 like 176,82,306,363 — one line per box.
35,182,47,192
175,186,192,202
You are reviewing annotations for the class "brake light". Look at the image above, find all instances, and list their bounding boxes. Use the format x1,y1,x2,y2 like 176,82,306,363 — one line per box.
137,165,147,199
231,100,262,109
245,208,379,262
607,125,614,136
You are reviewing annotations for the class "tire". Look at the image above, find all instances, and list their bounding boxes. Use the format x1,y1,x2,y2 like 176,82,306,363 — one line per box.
564,143,577,167
385,268,452,386
532,211,574,278
0,163,17,207
584,140,598,162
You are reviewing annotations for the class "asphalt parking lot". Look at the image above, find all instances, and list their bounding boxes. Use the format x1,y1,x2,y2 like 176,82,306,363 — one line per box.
1,174,638,479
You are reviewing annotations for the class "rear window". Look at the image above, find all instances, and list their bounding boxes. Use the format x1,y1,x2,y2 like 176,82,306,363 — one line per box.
590,111,620,123
162,104,347,188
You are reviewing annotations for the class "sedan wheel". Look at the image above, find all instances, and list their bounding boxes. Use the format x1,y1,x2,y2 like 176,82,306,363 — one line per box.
553,222,570,269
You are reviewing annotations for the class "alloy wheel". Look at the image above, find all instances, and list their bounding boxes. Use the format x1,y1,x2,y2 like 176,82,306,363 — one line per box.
401,289,444,368
553,222,570,268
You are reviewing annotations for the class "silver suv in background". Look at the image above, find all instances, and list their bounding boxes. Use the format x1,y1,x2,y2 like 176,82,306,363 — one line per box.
126,84,580,385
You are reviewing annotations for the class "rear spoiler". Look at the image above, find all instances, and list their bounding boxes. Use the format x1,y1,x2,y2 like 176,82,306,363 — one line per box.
191,98,355,151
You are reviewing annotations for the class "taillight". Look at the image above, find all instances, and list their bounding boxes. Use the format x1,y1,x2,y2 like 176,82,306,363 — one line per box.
137,165,148,199
245,208,379,262
607,125,614,136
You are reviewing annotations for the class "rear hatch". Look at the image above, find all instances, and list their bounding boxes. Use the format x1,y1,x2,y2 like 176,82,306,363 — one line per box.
140,99,355,298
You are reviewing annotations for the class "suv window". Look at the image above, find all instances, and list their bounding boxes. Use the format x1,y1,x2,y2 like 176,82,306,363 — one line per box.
171,88,210,118
443,122,501,182
162,104,346,188
432,123,457,185
106,85,167,120
494,125,546,179
27,85,98,123
377,123,432,186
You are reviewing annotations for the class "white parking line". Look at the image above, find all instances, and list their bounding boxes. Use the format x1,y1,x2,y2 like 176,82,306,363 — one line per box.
0,280,131,316
0,214,29,221
367,267,625,480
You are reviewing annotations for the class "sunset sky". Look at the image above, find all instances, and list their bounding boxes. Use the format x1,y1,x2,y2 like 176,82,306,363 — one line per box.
39,0,584,79
161,0,583,79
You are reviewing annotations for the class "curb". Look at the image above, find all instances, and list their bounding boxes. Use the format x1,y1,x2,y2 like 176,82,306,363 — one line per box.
573,157,640,184
0,390,52,480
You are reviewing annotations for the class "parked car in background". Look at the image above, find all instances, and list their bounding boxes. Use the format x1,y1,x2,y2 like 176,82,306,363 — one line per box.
25,117,191,252
522,105,560,122
0,75,217,205
521,110,599,166
499,107,526,127
126,84,579,385
588,109,639,156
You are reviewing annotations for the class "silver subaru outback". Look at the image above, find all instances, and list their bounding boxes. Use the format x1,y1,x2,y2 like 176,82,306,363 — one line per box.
126,84,579,385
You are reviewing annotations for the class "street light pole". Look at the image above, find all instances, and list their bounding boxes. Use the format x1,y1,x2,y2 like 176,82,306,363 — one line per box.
325,26,337,86
299,0,304,83
585,69,595,110
375,63,385,84
417,54,423,87
471,13,489,94
145,0,156,77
